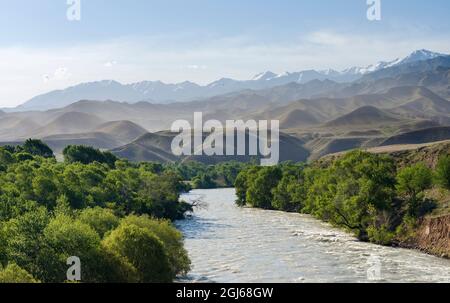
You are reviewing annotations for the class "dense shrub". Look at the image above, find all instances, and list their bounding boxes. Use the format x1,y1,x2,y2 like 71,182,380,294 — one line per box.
63,145,118,167
396,163,433,216
102,223,172,283
0,263,39,283
235,150,440,245
435,155,450,190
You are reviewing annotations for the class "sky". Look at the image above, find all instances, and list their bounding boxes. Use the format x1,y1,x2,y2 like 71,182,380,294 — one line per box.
0,0,450,107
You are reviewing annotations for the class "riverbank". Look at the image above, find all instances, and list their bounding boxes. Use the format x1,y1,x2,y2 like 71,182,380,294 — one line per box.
398,214,450,258
233,149,450,259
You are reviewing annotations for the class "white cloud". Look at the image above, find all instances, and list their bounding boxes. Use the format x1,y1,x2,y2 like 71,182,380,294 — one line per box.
186,64,207,70
104,61,117,68
0,29,449,107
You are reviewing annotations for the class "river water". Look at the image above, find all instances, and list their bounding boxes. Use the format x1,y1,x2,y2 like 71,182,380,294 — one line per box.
176,188,450,283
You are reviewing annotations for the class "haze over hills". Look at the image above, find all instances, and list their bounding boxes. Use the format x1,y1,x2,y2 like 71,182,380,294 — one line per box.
11,49,448,112
1,49,450,164
323,106,402,128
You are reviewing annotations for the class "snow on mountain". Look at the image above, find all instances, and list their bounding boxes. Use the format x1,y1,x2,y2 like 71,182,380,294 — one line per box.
252,71,278,81
398,49,446,65
343,49,446,75
12,49,449,111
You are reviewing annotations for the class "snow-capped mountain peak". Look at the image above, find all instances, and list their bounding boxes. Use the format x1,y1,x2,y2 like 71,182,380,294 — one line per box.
13,49,449,111
252,71,278,81
342,49,447,76
398,49,446,65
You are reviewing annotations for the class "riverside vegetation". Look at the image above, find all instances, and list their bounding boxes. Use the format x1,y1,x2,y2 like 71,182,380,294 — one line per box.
0,140,192,283
1,139,448,282
235,150,450,248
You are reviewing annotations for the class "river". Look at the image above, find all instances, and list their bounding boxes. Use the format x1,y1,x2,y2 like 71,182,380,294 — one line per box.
176,188,450,283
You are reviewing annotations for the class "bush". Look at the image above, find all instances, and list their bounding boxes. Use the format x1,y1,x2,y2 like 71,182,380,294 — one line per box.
22,139,54,158
0,263,40,283
78,207,120,238
102,223,172,283
120,215,190,276
63,145,117,167
396,163,433,216
367,225,395,245
435,155,450,190
246,167,282,209
15,152,34,162
40,215,103,282
0,141,191,283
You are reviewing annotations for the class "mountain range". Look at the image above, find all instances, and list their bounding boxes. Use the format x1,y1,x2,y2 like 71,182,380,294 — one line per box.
1,49,450,164
12,49,448,112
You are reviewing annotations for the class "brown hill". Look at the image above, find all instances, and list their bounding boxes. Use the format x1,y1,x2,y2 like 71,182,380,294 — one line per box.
278,109,320,129
0,116,42,141
381,127,450,146
32,111,105,137
323,106,402,128
110,131,180,163
389,87,450,117
111,130,309,164
42,132,121,154
94,120,148,144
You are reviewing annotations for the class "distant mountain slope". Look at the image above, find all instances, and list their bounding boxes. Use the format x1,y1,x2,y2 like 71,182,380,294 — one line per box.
388,87,450,117
257,86,450,129
111,131,309,164
337,66,450,99
42,132,121,154
32,112,105,138
94,120,148,144
381,127,450,146
359,55,450,82
0,116,42,141
110,132,181,163
278,109,320,129
323,106,402,128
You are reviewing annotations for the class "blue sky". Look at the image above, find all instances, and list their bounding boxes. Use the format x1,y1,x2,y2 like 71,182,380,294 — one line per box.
1,0,450,106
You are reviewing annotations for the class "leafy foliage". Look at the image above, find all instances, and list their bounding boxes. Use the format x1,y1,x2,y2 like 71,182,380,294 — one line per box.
396,163,433,216
0,143,191,283
63,145,118,168
235,151,440,244
435,155,450,190
165,161,248,189
0,263,40,283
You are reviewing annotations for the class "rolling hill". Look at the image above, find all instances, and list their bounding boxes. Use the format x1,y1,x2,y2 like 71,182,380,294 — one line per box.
111,131,310,164
381,127,450,146
323,106,402,128
94,120,148,144
31,112,105,138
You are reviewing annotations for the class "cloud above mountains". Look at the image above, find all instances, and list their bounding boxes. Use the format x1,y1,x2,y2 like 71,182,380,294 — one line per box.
1,29,449,107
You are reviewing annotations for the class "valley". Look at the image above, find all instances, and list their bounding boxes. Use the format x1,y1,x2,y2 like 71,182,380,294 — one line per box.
1,50,450,165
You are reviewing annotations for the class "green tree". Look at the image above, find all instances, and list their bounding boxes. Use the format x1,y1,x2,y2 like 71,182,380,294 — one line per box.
120,215,190,277
22,139,54,158
435,155,450,190
246,166,282,209
0,148,15,166
397,163,433,216
63,145,117,167
102,223,172,283
272,164,306,211
234,166,261,206
78,207,120,238
39,215,103,282
0,263,40,283
304,151,397,240
0,207,50,279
